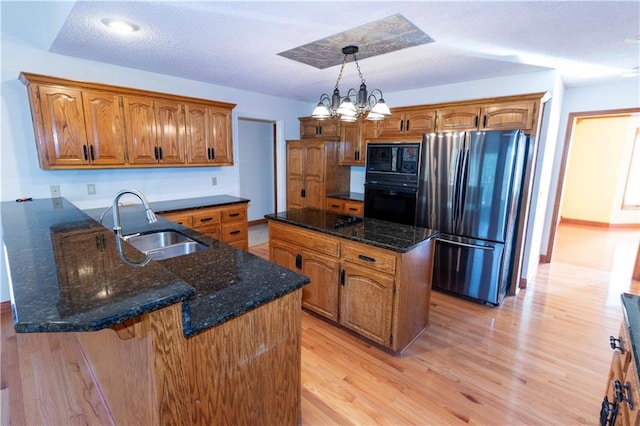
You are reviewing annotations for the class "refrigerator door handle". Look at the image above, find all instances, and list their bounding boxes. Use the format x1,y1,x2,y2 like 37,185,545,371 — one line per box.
457,143,470,224
436,238,495,251
452,149,463,224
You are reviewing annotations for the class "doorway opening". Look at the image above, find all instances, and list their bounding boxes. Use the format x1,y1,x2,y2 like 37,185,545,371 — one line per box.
543,108,640,264
237,118,277,247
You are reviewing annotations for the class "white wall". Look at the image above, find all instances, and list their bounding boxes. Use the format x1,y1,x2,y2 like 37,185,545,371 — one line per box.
238,119,275,221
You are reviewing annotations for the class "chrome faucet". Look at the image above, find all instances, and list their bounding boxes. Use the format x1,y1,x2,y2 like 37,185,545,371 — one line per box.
111,189,157,238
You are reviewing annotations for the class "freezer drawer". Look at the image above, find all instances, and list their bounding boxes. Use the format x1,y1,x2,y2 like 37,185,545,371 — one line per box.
432,235,506,306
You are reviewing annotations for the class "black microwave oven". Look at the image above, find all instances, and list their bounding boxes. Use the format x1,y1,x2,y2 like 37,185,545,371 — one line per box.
365,143,422,182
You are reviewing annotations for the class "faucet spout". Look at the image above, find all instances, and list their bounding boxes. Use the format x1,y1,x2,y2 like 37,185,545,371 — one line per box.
111,189,157,238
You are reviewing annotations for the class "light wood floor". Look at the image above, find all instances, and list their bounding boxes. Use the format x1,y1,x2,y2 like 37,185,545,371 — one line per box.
2,223,639,425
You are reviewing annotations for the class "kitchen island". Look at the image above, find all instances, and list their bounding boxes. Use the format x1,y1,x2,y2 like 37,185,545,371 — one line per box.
266,208,439,353
1,197,309,425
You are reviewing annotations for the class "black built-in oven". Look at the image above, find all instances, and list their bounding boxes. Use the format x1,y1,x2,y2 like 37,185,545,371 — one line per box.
364,142,422,226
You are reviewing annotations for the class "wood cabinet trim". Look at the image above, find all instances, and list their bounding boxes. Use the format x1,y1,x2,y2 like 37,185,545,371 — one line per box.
19,72,236,109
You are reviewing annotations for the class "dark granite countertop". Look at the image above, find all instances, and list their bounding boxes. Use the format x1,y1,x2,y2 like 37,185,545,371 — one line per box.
326,192,364,203
265,208,439,253
621,293,640,381
2,197,309,337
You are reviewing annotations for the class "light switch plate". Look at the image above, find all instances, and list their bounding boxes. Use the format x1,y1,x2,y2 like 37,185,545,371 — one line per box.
87,184,96,195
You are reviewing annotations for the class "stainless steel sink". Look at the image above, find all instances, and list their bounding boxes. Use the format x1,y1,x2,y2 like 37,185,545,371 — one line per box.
123,230,208,260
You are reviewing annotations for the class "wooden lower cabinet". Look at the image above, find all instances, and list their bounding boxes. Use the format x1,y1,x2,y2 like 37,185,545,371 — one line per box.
340,263,394,346
160,203,248,251
602,322,640,425
270,238,340,321
268,220,433,353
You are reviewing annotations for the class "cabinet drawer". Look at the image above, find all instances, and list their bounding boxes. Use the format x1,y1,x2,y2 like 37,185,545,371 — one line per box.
343,201,363,216
196,225,221,240
160,212,193,227
222,222,247,243
326,198,344,213
269,221,340,258
221,206,246,222
342,241,397,275
192,208,221,227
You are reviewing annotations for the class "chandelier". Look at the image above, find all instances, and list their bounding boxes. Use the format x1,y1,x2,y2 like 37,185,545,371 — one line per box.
311,45,391,122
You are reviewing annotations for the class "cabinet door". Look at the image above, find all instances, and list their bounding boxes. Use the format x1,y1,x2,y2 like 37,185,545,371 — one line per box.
300,118,319,139
436,106,480,132
208,106,233,165
318,119,340,138
301,249,340,321
300,117,340,139
340,263,394,347
269,238,300,272
37,85,88,166
287,177,306,210
81,90,126,165
404,109,437,135
304,144,326,209
339,120,360,165
123,96,158,164
184,103,210,164
155,100,185,164
286,142,306,210
481,101,536,131
377,114,406,137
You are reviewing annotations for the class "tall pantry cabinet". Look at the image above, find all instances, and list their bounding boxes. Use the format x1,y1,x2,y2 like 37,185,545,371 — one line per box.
286,140,349,211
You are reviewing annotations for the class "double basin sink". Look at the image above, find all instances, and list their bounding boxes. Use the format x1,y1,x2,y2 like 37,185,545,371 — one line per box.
123,230,208,261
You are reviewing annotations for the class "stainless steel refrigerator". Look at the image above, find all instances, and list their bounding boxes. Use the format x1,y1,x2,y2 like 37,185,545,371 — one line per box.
416,130,527,306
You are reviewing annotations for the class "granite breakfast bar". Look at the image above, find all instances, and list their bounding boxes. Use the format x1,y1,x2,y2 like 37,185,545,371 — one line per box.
1,197,309,425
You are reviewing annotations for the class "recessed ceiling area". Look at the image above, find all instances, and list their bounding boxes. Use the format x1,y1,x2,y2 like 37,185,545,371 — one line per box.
277,14,434,69
3,1,638,103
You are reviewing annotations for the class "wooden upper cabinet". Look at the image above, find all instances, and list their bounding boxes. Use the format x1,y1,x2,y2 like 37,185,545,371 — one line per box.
154,100,185,164
207,106,233,165
481,101,536,131
436,101,538,132
20,72,236,170
185,104,209,164
184,104,233,165
436,106,480,132
123,96,158,165
338,118,379,166
300,117,340,139
35,85,89,167
125,97,185,165
377,107,436,137
82,90,126,166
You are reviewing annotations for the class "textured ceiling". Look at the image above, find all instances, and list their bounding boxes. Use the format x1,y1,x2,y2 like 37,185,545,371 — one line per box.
3,1,639,103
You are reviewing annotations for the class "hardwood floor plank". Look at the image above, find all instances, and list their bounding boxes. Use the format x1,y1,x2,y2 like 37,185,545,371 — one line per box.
2,224,639,425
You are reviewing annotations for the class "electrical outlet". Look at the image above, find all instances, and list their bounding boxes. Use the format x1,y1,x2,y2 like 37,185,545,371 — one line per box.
87,184,96,195
50,185,61,198
211,177,217,186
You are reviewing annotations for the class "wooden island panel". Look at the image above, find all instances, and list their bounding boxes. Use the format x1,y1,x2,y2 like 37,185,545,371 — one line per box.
75,290,302,425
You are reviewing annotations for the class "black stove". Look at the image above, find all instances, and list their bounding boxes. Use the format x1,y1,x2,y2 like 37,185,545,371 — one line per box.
333,215,363,229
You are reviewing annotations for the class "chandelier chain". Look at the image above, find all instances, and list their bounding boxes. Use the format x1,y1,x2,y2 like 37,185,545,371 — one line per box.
334,55,348,91
353,54,366,85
